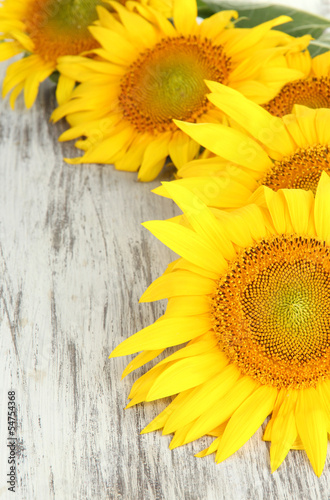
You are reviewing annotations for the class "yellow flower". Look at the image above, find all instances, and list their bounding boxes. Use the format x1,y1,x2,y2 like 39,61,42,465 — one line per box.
0,0,109,108
160,82,330,209
111,175,330,476
263,50,330,116
51,0,310,181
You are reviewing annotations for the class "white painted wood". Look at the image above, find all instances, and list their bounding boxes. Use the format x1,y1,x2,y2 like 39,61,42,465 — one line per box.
0,3,330,498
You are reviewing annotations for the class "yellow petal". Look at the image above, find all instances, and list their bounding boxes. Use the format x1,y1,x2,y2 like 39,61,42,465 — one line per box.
199,11,238,40
166,295,212,317
9,81,24,109
132,2,176,36
109,1,157,47
315,108,330,144
153,176,253,209
163,364,240,434
314,171,330,244
140,270,216,302
156,333,219,367
55,74,76,106
169,421,194,449
225,16,292,56
0,40,22,61
270,390,298,472
114,133,150,172
264,188,292,235
127,364,167,406
88,26,138,65
172,257,220,280
141,390,192,433
295,388,328,477
216,385,277,463
66,127,133,164
294,107,318,145
173,0,197,35
195,435,222,458
263,389,287,442
161,182,236,260
206,82,294,157
185,376,259,444
142,220,227,273
212,204,267,248
121,349,164,379
316,380,330,433
282,113,308,148
24,66,54,108
138,133,171,182
282,189,314,234
312,50,330,77
286,51,311,75
174,120,272,171
146,351,225,400
168,131,199,169
10,30,34,52
110,315,212,356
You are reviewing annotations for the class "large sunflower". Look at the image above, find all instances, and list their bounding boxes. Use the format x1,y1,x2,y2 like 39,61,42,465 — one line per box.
0,0,108,108
159,82,330,209
111,176,330,476
263,50,330,116
51,0,310,181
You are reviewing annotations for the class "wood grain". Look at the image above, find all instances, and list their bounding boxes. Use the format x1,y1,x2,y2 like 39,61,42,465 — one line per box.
1,4,330,498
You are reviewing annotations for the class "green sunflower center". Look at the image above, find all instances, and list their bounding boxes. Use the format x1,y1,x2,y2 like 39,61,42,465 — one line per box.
119,36,231,134
261,144,330,193
47,0,102,33
262,77,330,117
212,235,330,389
25,0,104,62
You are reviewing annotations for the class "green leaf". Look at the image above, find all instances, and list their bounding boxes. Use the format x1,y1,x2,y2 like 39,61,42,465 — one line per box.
309,31,330,56
197,1,330,39
49,71,60,85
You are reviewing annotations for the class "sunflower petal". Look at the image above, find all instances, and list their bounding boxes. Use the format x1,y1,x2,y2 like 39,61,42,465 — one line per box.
295,388,328,477
140,270,216,302
206,82,294,156
185,376,259,444
216,385,277,463
173,0,197,35
110,315,212,356
270,390,298,472
314,171,330,244
146,351,225,400
174,120,272,171
142,220,227,273
163,364,240,434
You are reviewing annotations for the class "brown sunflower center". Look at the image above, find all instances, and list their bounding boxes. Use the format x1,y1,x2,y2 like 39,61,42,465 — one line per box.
263,77,330,117
212,235,330,389
118,36,231,134
260,144,330,193
24,0,104,62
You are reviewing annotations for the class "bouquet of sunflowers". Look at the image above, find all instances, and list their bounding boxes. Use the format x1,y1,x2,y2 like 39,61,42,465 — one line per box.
2,0,330,477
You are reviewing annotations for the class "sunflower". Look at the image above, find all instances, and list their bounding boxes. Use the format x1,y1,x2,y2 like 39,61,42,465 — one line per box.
263,50,330,116
50,0,310,181
0,0,110,108
157,82,330,209
111,175,330,476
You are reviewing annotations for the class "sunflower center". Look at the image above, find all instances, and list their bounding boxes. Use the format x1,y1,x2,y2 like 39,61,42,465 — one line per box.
118,36,231,133
24,0,103,62
262,77,330,117
260,144,330,193
212,235,330,389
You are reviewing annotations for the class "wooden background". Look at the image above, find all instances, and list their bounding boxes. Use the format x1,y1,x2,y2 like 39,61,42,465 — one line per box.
1,2,330,498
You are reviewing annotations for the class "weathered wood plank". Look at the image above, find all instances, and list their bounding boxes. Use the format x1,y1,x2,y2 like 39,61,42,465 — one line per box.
0,3,330,497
